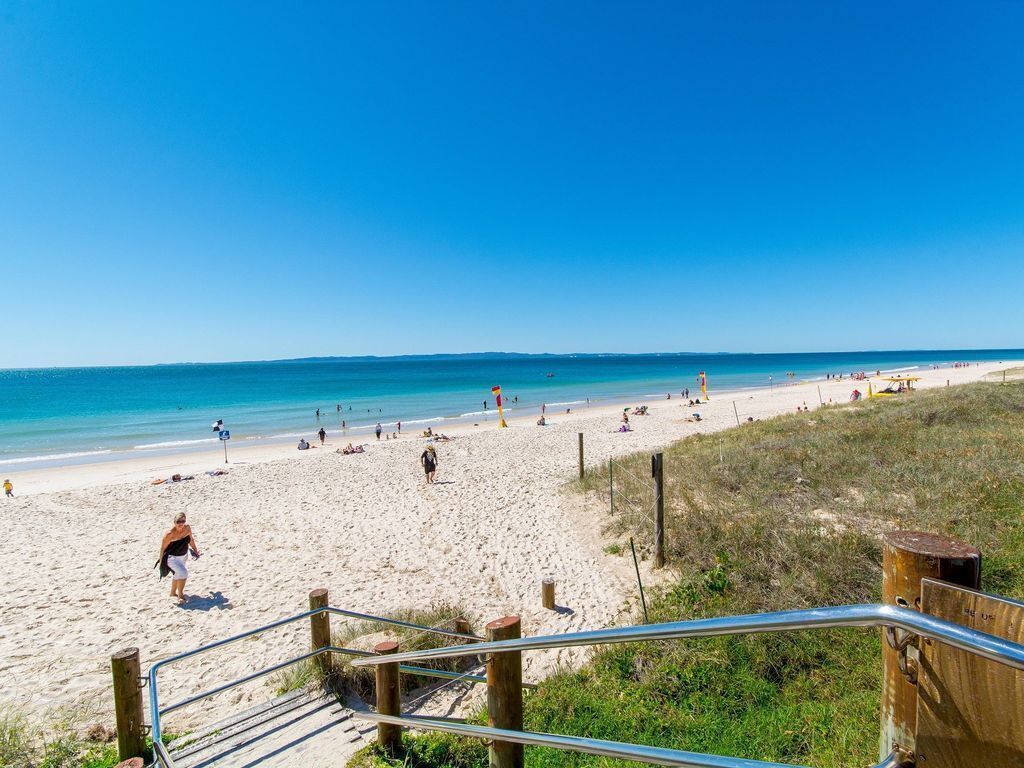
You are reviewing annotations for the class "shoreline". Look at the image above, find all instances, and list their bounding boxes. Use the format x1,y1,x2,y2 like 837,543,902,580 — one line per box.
4,360,1005,494
3,352,1015,473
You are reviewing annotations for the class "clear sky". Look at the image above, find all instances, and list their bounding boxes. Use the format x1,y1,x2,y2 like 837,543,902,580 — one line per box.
1,2,1023,367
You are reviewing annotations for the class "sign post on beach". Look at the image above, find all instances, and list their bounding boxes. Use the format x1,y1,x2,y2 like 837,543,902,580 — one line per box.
492,385,507,428
219,430,230,463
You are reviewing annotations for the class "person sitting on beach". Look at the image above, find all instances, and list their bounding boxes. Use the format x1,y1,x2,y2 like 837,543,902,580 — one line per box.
621,411,629,424
618,423,632,432
537,416,546,426
688,399,694,406
298,438,311,450
566,408,571,414
421,445,438,483
423,427,434,438
156,512,201,606
694,398,701,405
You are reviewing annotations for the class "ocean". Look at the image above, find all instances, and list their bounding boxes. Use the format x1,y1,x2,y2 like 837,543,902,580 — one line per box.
0,349,1018,468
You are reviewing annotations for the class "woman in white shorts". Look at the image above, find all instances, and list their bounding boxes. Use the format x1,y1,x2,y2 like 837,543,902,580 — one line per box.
158,512,201,605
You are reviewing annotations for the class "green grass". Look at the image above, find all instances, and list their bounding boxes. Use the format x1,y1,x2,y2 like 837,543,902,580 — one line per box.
350,381,1024,768
0,709,126,768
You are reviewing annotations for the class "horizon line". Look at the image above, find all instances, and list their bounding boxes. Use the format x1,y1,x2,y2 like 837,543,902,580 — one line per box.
2,346,1021,372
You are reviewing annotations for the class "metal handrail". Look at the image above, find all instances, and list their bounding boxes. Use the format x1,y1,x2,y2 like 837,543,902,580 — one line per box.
341,603,1024,768
359,713,912,768
148,605,484,767
349,603,1024,671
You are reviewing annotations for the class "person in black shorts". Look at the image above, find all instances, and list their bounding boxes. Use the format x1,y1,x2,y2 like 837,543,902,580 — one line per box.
421,445,437,483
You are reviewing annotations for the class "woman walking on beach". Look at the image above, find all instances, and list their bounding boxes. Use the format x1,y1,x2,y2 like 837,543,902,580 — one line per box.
375,423,382,440
158,512,201,605
421,445,438,483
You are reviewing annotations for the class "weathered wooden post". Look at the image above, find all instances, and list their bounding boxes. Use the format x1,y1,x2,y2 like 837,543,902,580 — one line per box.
578,432,584,479
879,531,981,761
609,459,614,515
652,452,665,568
542,578,556,610
111,648,147,762
733,400,740,426
374,641,402,755
309,588,332,679
487,616,524,768
454,617,472,637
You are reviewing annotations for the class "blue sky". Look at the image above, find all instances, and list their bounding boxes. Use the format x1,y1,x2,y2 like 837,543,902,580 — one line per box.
1,2,1023,367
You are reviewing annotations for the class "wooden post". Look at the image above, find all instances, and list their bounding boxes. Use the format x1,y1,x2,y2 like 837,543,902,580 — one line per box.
652,452,665,568
111,647,146,762
609,459,614,516
454,617,472,637
309,588,332,680
374,641,402,755
578,432,584,479
542,578,555,610
487,616,523,768
879,531,981,761
817,385,823,405
732,401,740,426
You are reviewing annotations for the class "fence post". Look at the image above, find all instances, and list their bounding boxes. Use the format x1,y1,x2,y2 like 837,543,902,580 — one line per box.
652,452,665,568
487,616,524,768
111,647,147,762
542,578,556,610
578,432,584,479
374,641,402,755
733,400,740,426
879,531,981,761
609,459,614,516
309,588,332,680
454,617,472,637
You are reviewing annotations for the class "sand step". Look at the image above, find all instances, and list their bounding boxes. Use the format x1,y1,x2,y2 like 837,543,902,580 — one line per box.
165,689,369,768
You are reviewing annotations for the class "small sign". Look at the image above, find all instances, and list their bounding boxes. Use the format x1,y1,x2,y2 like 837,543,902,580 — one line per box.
218,430,230,441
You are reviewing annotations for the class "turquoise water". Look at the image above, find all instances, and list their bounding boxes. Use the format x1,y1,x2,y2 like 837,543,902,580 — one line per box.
0,350,1018,467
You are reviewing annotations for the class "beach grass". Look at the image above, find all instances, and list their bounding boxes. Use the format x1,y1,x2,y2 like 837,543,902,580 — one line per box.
0,707,175,768
270,602,475,697
349,380,1024,767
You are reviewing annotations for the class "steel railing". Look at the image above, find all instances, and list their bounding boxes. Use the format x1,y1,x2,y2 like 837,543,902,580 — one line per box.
148,605,487,767
348,602,1024,768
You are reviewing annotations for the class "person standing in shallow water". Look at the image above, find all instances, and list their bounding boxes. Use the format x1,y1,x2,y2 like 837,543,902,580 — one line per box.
158,512,201,605
375,423,382,440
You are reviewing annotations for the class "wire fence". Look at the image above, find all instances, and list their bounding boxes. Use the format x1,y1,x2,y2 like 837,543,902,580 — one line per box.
607,456,660,558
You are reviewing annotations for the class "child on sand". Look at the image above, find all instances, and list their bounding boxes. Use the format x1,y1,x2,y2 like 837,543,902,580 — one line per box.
3,479,12,497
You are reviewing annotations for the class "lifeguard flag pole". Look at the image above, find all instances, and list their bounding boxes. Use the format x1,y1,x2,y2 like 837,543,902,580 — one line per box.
699,371,709,400
492,385,508,428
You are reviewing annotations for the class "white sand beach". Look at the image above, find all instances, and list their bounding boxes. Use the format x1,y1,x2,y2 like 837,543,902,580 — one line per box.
0,362,1010,736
